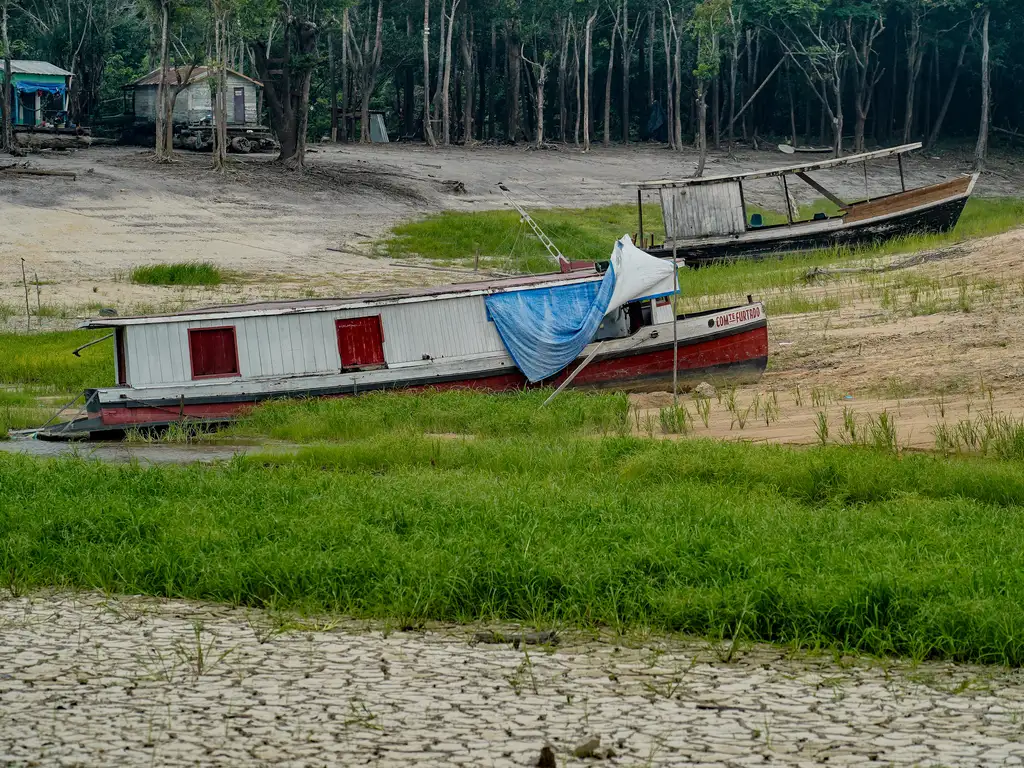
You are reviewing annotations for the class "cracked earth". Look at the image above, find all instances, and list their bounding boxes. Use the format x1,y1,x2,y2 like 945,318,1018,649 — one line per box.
3,593,1024,766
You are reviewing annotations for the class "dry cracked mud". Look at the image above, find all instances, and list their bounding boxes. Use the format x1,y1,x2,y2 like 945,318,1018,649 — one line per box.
3,592,1024,766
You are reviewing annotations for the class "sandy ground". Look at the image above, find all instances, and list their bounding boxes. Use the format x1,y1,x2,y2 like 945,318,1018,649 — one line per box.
2,142,1023,447
5,591,1024,767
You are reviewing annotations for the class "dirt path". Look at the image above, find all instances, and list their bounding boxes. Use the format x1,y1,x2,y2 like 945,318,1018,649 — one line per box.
4,592,1024,767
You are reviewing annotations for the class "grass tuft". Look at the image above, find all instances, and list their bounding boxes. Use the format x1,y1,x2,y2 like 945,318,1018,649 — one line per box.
130,262,223,286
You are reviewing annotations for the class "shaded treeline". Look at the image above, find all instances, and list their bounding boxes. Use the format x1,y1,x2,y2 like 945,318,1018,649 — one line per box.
0,0,1019,170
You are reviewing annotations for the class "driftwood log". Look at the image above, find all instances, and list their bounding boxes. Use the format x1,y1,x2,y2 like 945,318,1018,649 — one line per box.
0,165,77,180
14,132,93,151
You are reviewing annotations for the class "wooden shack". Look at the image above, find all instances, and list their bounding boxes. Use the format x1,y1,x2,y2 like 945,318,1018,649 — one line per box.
1,60,73,127
124,67,262,126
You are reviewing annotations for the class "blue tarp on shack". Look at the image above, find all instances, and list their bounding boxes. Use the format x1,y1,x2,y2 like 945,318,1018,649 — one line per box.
485,236,677,383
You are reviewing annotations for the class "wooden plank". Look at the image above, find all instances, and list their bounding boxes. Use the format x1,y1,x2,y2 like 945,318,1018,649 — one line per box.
795,172,847,208
628,143,923,189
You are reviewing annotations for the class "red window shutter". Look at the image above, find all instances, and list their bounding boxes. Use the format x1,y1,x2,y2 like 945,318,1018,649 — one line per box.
188,327,240,379
336,316,386,369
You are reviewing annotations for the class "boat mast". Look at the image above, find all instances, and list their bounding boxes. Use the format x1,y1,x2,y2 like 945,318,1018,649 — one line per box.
498,184,572,272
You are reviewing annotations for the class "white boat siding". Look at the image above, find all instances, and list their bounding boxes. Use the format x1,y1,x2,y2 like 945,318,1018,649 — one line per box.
122,293,509,388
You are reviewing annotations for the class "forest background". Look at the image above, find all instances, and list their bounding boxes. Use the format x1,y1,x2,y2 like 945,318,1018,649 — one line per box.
0,0,1017,171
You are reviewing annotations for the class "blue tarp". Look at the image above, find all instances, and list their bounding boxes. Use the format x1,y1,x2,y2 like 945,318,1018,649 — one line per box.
485,272,616,383
15,80,66,94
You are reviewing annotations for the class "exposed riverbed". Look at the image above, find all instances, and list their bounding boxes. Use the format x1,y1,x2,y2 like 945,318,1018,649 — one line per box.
3,593,1024,766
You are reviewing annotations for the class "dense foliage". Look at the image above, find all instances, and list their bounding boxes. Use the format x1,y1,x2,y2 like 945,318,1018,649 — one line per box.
1,1,1018,161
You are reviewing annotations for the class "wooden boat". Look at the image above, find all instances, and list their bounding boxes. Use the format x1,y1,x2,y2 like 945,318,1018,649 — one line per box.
40,244,767,439
629,143,978,266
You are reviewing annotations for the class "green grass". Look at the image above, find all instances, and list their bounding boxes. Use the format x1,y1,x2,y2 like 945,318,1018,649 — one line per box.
229,389,631,441
0,330,114,392
4,436,1024,664
130,262,223,286
382,204,666,272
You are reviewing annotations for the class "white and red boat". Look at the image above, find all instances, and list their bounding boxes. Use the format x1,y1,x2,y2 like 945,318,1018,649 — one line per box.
44,238,767,438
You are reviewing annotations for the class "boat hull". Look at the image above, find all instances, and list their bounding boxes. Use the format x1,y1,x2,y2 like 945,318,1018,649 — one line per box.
48,310,768,438
650,183,972,267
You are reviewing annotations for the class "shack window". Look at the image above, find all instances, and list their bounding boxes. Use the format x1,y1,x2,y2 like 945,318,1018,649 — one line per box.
336,316,385,369
188,327,240,379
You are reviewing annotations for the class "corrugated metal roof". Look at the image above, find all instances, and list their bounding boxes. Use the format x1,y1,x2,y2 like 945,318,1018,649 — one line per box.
9,60,73,77
82,269,606,328
128,66,262,88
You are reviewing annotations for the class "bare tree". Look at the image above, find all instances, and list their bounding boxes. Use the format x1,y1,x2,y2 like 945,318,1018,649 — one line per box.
725,4,742,149
974,5,990,170
618,0,641,144
422,0,436,146
779,21,847,156
572,15,582,145
846,11,885,153
522,46,551,146
927,16,975,149
348,0,384,143
602,3,621,146
1,0,13,153
440,0,460,144
583,9,597,151
211,0,230,169
901,2,929,143
458,6,473,144
556,13,571,142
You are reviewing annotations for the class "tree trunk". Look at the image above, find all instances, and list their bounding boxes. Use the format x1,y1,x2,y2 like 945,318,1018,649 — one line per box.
441,0,460,145
902,12,923,144
573,23,582,146
433,0,447,120
423,0,436,146
927,25,971,149
711,74,720,149
583,11,596,151
727,13,739,148
252,18,319,168
212,17,228,170
647,11,655,111
404,16,415,138
603,9,620,147
459,9,473,144
154,1,170,161
507,22,521,141
529,57,548,146
672,21,682,151
342,9,350,141
974,7,990,170
695,81,707,176
329,30,338,141
557,15,570,142
620,0,630,144
1,0,14,153
488,21,496,139
360,1,385,144
663,10,674,149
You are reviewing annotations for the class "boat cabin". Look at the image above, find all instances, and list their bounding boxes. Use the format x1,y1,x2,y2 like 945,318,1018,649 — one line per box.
85,272,676,395
1,60,74,127
629,143,978,264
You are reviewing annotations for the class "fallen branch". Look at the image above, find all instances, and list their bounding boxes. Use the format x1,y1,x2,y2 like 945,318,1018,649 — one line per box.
804,245,967,279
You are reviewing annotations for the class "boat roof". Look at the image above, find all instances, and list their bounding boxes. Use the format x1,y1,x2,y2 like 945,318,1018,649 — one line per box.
82,268,603,328
629,143,922,190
